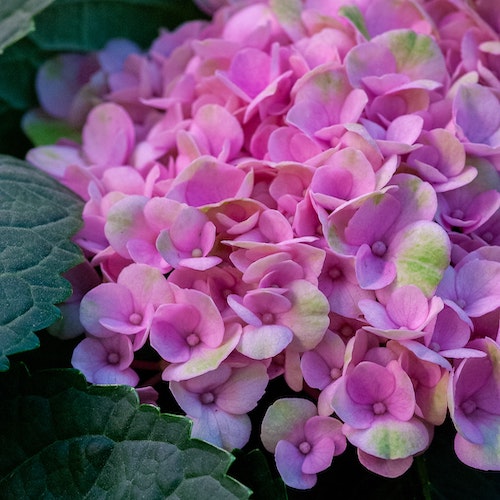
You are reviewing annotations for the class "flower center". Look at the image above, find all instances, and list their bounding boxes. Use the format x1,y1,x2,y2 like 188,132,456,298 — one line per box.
329,266,342,280
129,312,143,325
461,399,477,415
373,402,387,415
482,231,493,242
200,392,215,405
330,367,342,381
339,324,354,338
456,298,466,309
371,240,387,257
451,209,464,219
187,333,201,347
191,248,203,258
107,352,120,365
299,441,311,455
262,312,275,325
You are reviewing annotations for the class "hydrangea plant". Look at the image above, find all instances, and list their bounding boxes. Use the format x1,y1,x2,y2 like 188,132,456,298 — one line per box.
1,0,500,497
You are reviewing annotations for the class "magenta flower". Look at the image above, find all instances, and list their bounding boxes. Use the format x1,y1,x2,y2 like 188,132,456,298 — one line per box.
324,174,450,293
71,334,138,386
300,330,347,416
397,305,483,371
453,83,500,155
228,278,329,358
150,284,241,381
436,253,500,326
388,341,449,426
406,128,477,192
261,398,346,489
228,288,294,359
437,176,500,234
332,360,432,462
156,204,222,270
318,250,375,319
229,240,326,288
359,285,443,341
310,147,377,211
170,361,268,450
105,196,182,271
217,45,293,122
80,263,172,349
287,66,367,139
26,144,94,200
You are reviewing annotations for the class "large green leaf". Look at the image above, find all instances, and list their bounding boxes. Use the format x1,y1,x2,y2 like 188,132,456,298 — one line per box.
31,0,206,52
0,365,251,499
0,0,55,54
0,156,83,370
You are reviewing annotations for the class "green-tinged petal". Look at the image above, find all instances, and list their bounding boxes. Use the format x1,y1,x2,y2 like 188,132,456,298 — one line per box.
345,416,431,459
261,398,317,452
162,323,241,381
280,279,329,352
389,221,450,297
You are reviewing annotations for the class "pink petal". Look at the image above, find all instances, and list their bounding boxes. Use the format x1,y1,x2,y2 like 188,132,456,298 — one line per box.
357,449,413,478
347,362,396,404
82,102,135,166
386,286,429,329
356,243,397,290
345,415,431,459
275,440,317,490
237,324,293,359
302,437,336,474
216,362,268,414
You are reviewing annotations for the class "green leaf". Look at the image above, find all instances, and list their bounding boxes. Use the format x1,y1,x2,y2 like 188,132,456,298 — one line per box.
30,0,206,52
0,156,84,370
0,0,55,54
0,364,251,499
230,449,287,500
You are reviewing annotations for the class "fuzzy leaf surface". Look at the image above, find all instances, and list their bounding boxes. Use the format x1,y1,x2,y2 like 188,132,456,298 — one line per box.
0,365,251,499
0,156,83,370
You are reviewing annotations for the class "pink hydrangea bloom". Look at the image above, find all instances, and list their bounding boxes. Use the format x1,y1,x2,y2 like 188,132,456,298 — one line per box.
24,0,500,487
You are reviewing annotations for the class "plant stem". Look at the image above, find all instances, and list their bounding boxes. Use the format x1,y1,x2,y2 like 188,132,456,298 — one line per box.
415,454,432,500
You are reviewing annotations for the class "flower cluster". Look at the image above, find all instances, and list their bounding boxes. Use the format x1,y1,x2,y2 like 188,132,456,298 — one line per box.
26,0,500,489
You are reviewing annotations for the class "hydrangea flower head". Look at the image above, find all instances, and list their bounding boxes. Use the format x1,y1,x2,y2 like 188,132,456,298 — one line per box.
24,0,500,489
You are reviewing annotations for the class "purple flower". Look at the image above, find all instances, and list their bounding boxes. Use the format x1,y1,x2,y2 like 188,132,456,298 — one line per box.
150,284,241,381
449,338,500,470
72,334,138,386
261,398,346,489
171,361,268,450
